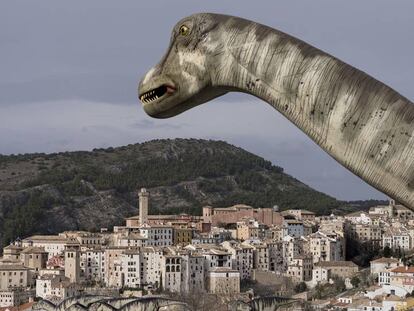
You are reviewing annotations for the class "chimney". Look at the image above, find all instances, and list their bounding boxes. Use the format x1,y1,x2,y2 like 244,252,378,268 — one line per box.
139,188,149,225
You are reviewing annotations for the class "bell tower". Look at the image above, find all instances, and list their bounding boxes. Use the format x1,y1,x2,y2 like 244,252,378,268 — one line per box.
139,188,149,225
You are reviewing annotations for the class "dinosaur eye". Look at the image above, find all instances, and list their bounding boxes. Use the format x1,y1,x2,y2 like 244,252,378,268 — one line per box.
179,25,190,36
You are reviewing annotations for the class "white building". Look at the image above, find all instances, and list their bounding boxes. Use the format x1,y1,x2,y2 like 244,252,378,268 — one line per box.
0,288,35,308
139,247,163,288
120,250,140,288
162,254,182,293
36,275,77,301
22,235,70,259
382,227,411,251
139,225,173,247
80,248,105,283
283,219,304,238
370,257,400,276
115,233,147,248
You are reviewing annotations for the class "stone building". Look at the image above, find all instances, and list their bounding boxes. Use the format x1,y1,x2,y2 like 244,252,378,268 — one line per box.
20,247,48,272
312,261,359,285
22,235,69,259
0,264,31,290
283,209,316,221
208,267,240,295
203,204,283,226
2,245,23,262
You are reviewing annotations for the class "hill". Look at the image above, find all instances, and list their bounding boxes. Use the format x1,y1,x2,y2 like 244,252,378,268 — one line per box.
0,138,379,247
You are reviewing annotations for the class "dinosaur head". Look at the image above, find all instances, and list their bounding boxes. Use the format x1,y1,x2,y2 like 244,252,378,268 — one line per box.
138,13,230,118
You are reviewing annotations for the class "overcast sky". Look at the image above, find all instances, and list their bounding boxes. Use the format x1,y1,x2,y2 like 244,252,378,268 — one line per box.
1,1,413,201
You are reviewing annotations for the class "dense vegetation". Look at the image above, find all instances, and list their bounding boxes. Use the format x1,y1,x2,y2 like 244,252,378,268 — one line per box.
0,138,377,247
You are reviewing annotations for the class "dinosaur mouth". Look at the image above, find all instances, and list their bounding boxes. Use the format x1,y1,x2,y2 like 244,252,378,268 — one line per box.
139,84,176,104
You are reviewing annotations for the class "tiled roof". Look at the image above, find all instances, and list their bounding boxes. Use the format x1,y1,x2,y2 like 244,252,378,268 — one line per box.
23,235,67,242
20,246,47,254
391,266,414,273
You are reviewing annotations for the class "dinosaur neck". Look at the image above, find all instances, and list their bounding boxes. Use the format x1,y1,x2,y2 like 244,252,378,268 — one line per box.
213,24,414,207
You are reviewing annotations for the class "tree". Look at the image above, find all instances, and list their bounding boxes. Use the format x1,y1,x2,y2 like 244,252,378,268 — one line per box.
333,277,346,293
295,282,308,293
383,245,392,258
350,276,360,288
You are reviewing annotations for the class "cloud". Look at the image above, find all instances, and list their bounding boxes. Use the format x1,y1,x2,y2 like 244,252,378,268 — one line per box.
130,119,185,130
0,97,387,200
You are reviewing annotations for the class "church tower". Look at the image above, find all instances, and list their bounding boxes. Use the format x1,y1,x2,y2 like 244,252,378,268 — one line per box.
139,188,149,225
64,249,80,283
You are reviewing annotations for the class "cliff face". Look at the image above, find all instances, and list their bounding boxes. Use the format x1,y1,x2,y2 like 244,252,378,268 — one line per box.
0,138,374,247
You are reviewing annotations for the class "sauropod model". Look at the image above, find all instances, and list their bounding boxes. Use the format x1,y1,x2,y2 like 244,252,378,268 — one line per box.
138,13,414,209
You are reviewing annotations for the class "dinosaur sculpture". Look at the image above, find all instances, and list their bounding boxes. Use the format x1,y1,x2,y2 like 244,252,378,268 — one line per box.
138,13,414,209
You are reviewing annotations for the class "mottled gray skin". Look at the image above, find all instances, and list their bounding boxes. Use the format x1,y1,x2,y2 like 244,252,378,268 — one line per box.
138,13,414,209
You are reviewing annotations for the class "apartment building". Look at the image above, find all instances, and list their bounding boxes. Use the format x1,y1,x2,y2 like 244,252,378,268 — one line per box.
286,255,313,282
382,227,411,251
308,231,345,263
221,241,254,280
0,264,31,290
80,248,105,283
139,225,173,247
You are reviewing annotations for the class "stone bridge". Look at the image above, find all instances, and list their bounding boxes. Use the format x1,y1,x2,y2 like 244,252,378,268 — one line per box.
32,296,191,311
33,295,301,311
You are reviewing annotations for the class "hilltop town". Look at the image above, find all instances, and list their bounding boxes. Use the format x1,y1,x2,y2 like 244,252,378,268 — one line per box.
1,189,414,310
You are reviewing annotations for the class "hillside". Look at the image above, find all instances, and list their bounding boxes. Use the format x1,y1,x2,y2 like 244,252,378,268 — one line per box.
0,138,377,247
